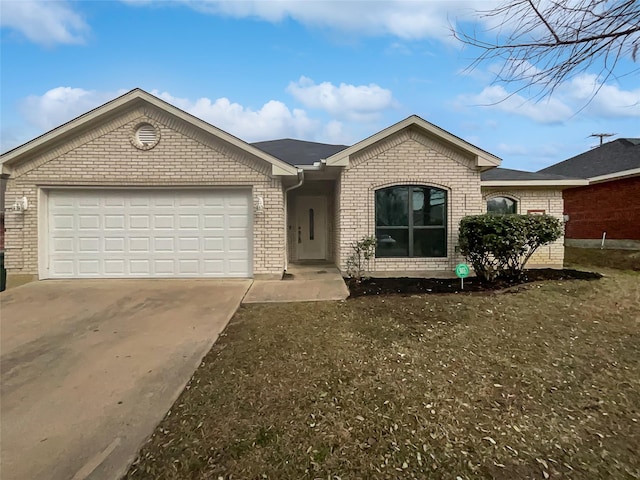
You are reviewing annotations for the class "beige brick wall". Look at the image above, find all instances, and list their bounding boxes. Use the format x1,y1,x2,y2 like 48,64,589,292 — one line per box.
481,187,565,267
338,128,482,275
4,104,285,278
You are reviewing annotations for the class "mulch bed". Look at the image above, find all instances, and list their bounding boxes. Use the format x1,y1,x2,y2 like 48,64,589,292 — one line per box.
347,268,602,297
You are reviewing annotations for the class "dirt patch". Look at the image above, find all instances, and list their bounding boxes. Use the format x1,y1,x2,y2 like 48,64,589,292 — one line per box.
347,268,602,297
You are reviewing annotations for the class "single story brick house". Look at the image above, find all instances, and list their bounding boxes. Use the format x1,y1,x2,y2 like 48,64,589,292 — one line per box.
538,138,640,250
0,89,586,287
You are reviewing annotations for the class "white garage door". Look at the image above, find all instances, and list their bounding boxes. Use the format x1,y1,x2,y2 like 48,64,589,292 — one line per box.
46,189,252,278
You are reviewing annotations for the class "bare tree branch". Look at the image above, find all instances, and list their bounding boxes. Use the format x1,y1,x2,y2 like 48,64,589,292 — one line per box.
453,0,640,102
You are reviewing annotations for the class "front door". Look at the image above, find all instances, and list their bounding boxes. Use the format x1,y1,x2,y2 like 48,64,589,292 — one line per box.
296,196,327,260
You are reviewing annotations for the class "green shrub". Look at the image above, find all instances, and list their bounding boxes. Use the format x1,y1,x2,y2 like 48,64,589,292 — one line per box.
345,235,377,281
458,214,562,282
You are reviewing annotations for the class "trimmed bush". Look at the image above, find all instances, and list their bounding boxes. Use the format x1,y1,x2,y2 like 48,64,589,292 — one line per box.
459,214,562,282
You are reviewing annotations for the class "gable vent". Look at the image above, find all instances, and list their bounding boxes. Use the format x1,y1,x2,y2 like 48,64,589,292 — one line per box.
136,124,157,145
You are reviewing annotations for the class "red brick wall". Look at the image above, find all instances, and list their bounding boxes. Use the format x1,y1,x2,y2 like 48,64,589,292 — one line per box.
563,176,640,240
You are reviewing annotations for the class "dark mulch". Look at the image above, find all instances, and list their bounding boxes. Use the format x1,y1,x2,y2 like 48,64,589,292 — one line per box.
347,268,602,297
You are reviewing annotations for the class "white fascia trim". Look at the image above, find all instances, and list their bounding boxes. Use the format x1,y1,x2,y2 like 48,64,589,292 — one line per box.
325,115,502,168
481,179,589,187
297,159,335,171
588,167,640,184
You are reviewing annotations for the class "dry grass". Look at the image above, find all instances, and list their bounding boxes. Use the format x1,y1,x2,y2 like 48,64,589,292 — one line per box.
565,247,640,272
126,255,640,480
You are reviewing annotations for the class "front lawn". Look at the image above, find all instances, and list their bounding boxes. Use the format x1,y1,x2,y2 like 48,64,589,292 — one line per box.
126,264,639,479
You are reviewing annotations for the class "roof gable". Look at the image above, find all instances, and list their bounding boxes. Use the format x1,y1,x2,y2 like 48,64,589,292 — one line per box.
538,138,640,179
251,138,348,166
1,88,298,177
324,115,501,169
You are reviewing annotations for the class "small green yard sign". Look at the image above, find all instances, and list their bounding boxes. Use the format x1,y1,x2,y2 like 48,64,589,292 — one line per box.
455,263,470,289
455,263,470,278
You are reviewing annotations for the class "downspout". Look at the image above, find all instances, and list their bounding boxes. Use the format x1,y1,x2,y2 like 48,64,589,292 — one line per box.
283,169,304,273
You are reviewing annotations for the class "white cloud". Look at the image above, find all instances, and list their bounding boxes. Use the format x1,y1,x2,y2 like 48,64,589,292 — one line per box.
151,90,319,142
457,85,574,123
20,87,126,131
0,1,89,46
123,0,499,41
286,77,395,122
14,86,363,145
561,74,640,118
458,73,640,124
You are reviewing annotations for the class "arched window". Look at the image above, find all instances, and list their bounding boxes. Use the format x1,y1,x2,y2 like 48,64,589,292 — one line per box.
487,196,517,215
375,185,447,258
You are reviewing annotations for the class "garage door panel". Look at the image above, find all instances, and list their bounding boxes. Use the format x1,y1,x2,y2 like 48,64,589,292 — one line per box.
79,215,100,229
202,259,224,274
129,215,150,229
203,196,225,207
228,215,249,228
51,259,74,275
179,237,200,252
78,237,99,253
130,260,151,274
47,189,252,278
53,237,74,252
154,197,175,208
154,215,174,229
130,196,150,207
53,215,74,230
154,237,175,252
104,259,126,275
178,259,200,274
203,215,224,228
154,259,175,274
104,238,125,252
78,196,100,207
129,237,150,252
227,194,249,207
78,259,100,275
228,259,250,275
104,215,125,230
228,237,249,252
104,196,125,207
203,237,224,252
179,215,199,229
51,195,74,207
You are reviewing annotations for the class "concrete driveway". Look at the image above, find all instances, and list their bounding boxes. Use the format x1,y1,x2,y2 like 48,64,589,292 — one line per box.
0,279,251,480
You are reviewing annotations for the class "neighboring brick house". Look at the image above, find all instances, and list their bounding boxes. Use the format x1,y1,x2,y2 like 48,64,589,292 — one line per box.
0,89,583,287
539,139,640,249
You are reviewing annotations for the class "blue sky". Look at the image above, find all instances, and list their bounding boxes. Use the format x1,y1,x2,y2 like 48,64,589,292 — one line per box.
1,1,638,171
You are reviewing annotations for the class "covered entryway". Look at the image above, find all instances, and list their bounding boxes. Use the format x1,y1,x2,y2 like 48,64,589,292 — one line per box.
43,189,252,278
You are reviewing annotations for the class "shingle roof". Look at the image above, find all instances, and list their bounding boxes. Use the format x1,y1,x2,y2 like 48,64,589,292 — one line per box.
481,167,580,181
538,138,640,178
251,139,349,166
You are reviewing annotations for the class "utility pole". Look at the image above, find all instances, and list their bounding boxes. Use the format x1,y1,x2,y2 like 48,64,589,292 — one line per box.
589,133,615,146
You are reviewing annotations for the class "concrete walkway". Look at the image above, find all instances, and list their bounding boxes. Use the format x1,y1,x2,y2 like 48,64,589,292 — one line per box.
0,279,251,480
243,263,349,303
